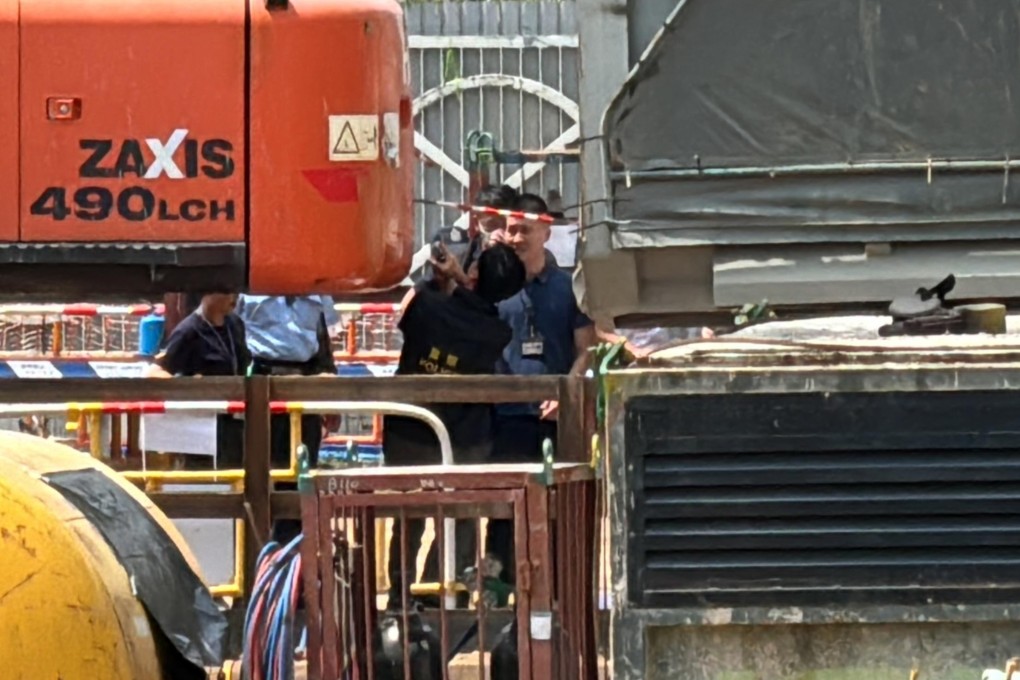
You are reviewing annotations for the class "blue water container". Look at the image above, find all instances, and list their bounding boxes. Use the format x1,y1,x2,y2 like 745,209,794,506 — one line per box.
138,313,165,357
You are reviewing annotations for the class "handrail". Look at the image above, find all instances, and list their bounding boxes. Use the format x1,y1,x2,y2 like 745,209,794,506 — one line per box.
0,375,590,604
0,398,453,474
0,376,559,404
0,301,403,361
334,303,401,314
0,303,164,316
0,301,398,316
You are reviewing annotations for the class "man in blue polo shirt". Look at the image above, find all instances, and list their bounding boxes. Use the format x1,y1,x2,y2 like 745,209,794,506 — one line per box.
486,193,596,585
495,193,595,446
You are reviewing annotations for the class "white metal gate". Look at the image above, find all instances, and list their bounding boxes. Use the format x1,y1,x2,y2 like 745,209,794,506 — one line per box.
404,0,580,272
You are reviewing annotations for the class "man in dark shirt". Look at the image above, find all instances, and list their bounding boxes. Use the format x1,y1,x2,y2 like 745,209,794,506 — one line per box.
146,292,252,468
487,193,596,586
384,243,526,609
495,194,594,453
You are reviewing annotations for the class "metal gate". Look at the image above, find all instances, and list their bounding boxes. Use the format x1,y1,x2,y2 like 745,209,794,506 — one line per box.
404,0,580,270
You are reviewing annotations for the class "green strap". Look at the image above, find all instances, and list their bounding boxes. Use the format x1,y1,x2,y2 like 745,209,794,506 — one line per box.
296,444,313,494
592,341,626,479
541,438,555,486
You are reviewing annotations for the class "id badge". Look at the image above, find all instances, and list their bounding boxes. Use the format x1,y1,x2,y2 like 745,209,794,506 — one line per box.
522,335,544,358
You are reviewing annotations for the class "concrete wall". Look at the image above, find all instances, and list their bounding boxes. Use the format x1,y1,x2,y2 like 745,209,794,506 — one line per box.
574,0,639,324
645,620,1014,680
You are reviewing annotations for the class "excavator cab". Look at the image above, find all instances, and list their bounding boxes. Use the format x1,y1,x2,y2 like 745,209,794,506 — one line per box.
0,0,414,300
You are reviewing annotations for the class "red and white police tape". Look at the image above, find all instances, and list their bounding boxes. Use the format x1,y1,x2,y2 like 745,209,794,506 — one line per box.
0,303,398,317
417,199,557,224
0,401,323,416
0,303,164,317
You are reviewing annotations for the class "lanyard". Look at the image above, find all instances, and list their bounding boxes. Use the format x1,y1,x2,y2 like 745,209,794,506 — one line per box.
197,312,238,375
521,288,539,337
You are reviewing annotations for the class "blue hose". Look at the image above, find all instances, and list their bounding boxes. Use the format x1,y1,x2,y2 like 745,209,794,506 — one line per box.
242,534,305,680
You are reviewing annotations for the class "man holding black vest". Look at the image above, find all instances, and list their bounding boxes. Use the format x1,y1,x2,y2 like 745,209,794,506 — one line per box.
383,243,525,610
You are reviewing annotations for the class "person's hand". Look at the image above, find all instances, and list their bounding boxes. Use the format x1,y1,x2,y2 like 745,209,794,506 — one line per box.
430,243,468,286
488,229,509,246
540,400,559,421
701,327,716,339
623,342,650,361
145,366,173,378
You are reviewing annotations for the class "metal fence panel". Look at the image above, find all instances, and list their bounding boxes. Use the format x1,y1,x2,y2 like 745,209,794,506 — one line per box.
403,1,580,268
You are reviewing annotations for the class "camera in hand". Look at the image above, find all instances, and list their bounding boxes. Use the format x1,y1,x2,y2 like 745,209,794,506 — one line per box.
431,242,447,263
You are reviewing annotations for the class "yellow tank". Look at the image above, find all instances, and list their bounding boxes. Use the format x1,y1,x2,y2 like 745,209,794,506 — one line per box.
0,431,213,679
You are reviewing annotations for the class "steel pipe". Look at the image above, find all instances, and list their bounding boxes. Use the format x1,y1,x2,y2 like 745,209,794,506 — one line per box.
300,402,457,609
611,157,1020,181
2,399,454,605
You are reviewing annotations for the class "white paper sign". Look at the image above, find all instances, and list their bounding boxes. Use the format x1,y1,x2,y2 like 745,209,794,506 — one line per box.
547,223,579,267
530,612,553,641
7,361,63,379
89,361,149,379
328,115,379,162
141,413,218,457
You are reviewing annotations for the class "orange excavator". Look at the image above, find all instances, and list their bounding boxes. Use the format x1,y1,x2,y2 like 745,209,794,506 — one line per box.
0,6,416,678
0,0,415,301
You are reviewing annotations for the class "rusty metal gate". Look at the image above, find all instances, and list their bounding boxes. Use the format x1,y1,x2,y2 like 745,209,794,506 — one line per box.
300,463,598,679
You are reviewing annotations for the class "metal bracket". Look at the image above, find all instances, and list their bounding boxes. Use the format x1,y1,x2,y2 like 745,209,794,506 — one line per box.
465,130,496,168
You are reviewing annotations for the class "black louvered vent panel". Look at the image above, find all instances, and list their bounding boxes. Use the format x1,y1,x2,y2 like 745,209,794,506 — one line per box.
625,391,1020,608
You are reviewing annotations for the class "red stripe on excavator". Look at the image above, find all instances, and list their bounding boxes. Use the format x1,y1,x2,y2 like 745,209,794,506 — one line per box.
301,168,366,203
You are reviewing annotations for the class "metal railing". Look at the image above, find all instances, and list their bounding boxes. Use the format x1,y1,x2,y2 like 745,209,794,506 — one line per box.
302,461,599,679
0,396,452,601
0,301,403,362
0,375,594,603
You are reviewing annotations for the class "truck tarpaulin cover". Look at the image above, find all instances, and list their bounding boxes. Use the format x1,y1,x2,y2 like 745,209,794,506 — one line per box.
43,468,227,670
607,0,1020,248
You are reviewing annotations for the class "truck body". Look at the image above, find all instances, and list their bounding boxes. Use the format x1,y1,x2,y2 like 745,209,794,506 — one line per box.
580,0,1020,326
586,1,1020,677
1,0,415,299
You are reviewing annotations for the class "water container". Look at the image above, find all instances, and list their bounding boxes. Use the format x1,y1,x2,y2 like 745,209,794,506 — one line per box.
137,313,165,357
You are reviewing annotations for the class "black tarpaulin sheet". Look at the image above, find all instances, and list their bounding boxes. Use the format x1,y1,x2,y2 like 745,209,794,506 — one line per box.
607,0,1020,246
44,468,227,670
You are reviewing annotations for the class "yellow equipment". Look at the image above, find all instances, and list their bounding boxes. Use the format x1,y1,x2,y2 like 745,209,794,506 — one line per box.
0,430,215,679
